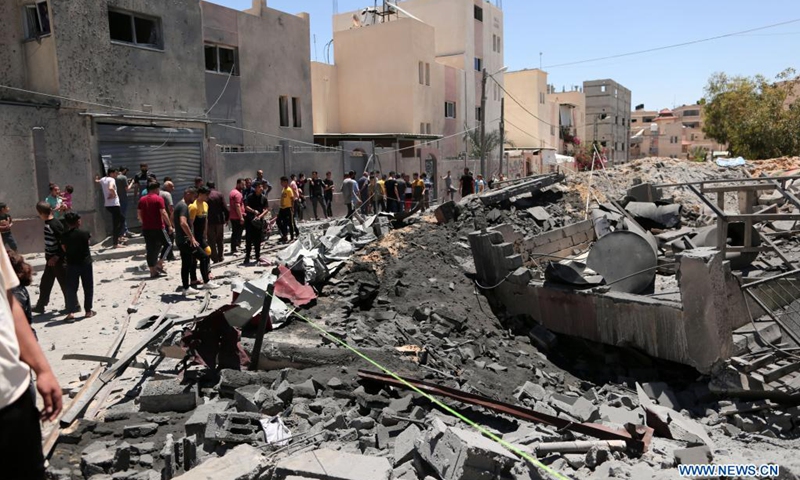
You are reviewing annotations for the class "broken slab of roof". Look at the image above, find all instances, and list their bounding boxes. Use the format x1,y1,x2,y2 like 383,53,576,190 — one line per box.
479,172,565,207
469,226,750,373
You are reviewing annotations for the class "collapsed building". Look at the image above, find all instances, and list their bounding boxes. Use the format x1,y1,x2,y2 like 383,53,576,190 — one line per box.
44,158,800,480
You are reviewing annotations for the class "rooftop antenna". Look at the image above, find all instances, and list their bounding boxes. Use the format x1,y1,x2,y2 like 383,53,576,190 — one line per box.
313,34,318,62
333,0,338,14
539,52,543,70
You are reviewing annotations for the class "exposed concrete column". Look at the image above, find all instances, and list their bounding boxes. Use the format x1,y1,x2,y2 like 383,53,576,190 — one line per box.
467,230,523,287
280,140,291,177
678,248,734,373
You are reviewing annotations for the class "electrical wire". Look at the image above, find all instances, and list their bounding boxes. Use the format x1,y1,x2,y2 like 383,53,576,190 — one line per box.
203,58,237,117
543,18,800,69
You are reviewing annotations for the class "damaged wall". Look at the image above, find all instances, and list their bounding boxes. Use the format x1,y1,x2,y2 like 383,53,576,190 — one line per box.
469,230,746,373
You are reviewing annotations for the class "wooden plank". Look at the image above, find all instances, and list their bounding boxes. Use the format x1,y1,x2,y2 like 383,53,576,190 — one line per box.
62,353,117,363
100,315,174,383
744,352,778,373
763,361,800,384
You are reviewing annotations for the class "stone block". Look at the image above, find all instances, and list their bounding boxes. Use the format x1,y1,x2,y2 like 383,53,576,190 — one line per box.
123,423,159,439
219,369,278,397
389,395,414,413
139,378,197,413
235,385,284,416
350,417,376,431
274,448,392,480
674,445,712,465
394,424,421,466
184,399,230,441
82,448,115,477
641,382,681,410
182,435,197,471
514,381,546,403
173,444,267,480
417,426,518,480
292,378,323,398
205,412,264,445
113,442,131,472
598,405,641,426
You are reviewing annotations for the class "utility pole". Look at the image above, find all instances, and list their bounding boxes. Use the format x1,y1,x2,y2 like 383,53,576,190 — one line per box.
498,96,505,177
480,68,487,178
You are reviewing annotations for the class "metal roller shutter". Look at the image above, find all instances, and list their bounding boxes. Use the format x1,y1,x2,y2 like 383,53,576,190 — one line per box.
97,124,205,229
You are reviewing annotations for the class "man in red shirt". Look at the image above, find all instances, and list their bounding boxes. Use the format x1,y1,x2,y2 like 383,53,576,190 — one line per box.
138,182,174,278
229,178,245,255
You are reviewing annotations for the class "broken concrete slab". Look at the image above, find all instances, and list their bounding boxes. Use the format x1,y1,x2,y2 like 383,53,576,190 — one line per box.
514,381,547,403
434,201,459,225
139,378,197,413
526,206,551,223
674,445,712,466
641,382,681,410
417,425,518,480
184,399,230,441
598,405,641,426
234,385,284,416
637,383,714,449
394,424,422,466
274,448,392,480
123,423,159,439
173,444,267,480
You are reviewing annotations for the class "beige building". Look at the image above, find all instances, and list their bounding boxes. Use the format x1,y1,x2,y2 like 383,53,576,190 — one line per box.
629,104,725,159
317,0,504,172
504,69,585,159
584,79,631,164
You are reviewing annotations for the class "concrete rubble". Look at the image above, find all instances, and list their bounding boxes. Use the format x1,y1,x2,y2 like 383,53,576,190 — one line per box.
45,158,800,479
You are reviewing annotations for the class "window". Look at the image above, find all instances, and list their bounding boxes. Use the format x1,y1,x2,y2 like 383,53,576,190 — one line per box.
426,123,432,135
279,96,289,127
445,101,456,118
425,62,430,86
419,61,424,85
109,9,162,49
614,88,618,98
205,44,239,75
24,1,50,39
539,92,545,104
475,106,482,121
683,109,700,117
292,97,302,128
474,57,482,72
550,125,555,136
474,5,483,21
631,119,638,124
600,85,607,93
420,123,425,134
496,36,501,53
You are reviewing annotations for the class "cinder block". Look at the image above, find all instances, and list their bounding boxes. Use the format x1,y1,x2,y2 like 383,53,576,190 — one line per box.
140,378,197,414
274,448,392,480
417,426,518,480
172,444,267,480
205,412,264,445
184,400,230,441
563,220,593,238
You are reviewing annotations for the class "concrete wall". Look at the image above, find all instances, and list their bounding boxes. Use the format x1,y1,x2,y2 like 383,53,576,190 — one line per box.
547,90,586,154
468,229,745,373
310,62,340,134
505,69,551,149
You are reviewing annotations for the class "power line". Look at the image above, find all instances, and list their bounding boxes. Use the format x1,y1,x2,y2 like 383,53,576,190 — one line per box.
544,18,800,69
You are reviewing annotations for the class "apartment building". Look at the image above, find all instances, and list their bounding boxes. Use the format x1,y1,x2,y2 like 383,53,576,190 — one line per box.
629,104,726,159
317,0,504,181
584,79,632,164
0,0,313,252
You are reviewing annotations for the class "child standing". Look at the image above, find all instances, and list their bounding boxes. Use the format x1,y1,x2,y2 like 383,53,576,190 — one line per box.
0,202,17,251
7,250,35,338
62,185,74,211
61,212,95,320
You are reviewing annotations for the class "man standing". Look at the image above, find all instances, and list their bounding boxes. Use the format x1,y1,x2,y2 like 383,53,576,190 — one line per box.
244,181,269,265
61,212,95,321
161,181,176,261
443,171,455,201
133,163,150,198
357,172,370,214
411,173,425,211
459,167,475,199
32,202,67,315
115,167,133,237
0,236,63,480
206,182,227,263
100,168,125,248
395,174,407,212
277,177,295,243
229,179,245,255
189,186,218,289
422,173,433,211
253,170,273,199
174,188,201,297
242,178,254,201
308,171,326,220
323,171,335,217
384,172,399,213
138,182,173,279
341,171,363,222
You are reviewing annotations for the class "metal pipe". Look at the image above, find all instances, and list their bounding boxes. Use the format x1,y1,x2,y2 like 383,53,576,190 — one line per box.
535,440,627,455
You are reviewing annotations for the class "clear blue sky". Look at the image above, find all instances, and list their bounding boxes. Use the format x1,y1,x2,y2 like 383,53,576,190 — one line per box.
209,0,800,110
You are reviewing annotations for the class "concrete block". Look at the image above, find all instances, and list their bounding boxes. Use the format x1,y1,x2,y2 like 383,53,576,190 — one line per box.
205,412,264,445
394,424,421,466
173,444,267,480
417,426,518,480
376,425,390,450
292,378,323,398
562,220,592,238
598,405,641,426
184,400,230,441
139,379,197,413
350,417,376,430
527,207,551,222
327,377,345,390
219,369,278,397
514,381,546,403
641,382,681,410
435,201,459,225
674,445,712,465
274,448,392,480
235,385,284,416
82,448,115,477
389,394,414,413
113,442,131,472
182,435,197,471
123,423,159,439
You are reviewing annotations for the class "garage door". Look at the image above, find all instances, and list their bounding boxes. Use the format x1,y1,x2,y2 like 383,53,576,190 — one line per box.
97,124,204,229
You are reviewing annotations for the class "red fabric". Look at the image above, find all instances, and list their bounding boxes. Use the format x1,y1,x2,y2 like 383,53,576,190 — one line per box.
275,265,317,306
138,193,165,230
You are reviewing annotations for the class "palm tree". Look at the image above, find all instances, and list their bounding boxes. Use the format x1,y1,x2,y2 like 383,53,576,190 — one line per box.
463,126,501,160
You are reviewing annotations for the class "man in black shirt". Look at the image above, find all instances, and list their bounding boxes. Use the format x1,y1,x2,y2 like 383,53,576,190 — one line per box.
323,171,335,217
133,163,150,199
384,172,399,213
459,167,475,198
32,202,67,314
308,171,326,220
244,181,269,265
61,213,95,320
395,174,407,213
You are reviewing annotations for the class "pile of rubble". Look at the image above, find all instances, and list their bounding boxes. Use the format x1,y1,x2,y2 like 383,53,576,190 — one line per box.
45,160,800,480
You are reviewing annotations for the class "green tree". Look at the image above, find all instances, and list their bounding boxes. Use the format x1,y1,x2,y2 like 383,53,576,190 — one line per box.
703,69,800,159
464,126,501,160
